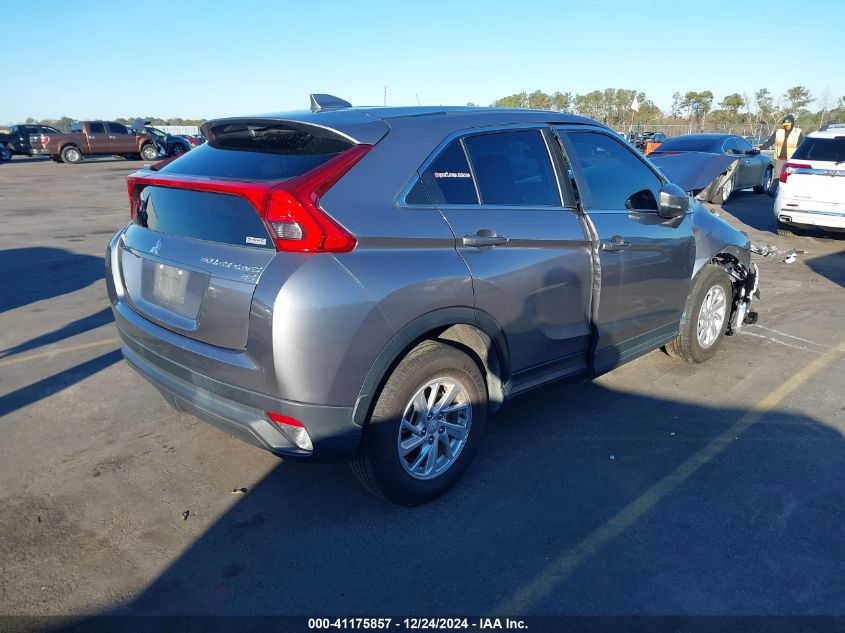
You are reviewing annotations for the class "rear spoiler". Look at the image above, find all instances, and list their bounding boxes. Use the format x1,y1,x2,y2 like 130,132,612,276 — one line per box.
201,112,389,146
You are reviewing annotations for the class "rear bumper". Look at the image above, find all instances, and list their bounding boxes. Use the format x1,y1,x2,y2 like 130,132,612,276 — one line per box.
117,326,362,462
30,148,50,155
776,206,845,231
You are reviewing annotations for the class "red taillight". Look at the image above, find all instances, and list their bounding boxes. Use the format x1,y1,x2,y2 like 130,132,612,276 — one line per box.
265,145,370,252
267,411,304,428
124,144,371,252
40,134,50,146
779,162,811,184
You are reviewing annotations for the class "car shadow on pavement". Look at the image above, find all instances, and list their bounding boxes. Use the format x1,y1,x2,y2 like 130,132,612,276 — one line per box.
0,247,104,314
805,250,845,288
51,377,845,625
0,307,113,358
0,349,121,418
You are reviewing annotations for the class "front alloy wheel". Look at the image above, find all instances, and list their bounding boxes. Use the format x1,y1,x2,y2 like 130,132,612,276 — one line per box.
696,285,727,349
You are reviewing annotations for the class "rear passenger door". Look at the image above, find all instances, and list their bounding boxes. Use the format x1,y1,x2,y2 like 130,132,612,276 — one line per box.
558,128,695,374
85,121,106,152
410,127,593,385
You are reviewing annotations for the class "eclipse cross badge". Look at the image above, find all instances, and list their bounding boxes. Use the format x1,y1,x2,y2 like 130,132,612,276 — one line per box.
149,239,162,256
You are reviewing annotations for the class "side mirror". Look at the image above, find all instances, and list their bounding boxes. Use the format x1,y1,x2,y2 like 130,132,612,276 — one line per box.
658,183,689,219
749,147,760,155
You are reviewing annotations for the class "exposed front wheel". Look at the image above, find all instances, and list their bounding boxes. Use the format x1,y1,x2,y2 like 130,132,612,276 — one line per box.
171,143,188,157
352,340,487,506
754,166,773,194
140,144,159,161
665,265,732,363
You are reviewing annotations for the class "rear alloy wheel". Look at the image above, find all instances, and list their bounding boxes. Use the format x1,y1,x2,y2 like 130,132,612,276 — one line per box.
352,340,487,505
754,166,773,194
60,146,83,164
140,144,159,161
665,264,732,363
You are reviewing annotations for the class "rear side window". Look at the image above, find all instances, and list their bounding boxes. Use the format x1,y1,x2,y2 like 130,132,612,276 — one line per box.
792,137,845,162
157,122,353,181
418,139,478,205
463,130,560,206
562,130,662,211
88,122,105,134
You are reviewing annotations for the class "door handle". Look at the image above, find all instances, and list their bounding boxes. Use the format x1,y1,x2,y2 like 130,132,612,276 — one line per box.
601,236,632,252
462,231,509,248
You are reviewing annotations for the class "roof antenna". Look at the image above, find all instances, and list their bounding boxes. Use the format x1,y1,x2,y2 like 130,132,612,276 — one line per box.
384,86,387,107
310,94,352,112
415,93,421,106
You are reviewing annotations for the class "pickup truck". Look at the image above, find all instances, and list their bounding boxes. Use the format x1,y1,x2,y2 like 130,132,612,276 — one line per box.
32,121,159,164
0,124,63,157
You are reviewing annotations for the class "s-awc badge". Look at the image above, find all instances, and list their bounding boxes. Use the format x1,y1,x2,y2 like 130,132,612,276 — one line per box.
245,236,267,246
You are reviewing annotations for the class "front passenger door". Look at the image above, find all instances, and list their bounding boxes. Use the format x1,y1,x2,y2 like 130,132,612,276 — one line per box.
558,129,695,373
106,122,134,153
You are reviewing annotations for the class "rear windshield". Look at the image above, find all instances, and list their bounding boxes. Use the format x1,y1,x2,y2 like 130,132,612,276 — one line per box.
791,137,845,163
136,186,275,249
156,122,353,181
655,137,722,153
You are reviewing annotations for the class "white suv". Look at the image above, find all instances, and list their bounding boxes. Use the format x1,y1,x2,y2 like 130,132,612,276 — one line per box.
774,126,845,235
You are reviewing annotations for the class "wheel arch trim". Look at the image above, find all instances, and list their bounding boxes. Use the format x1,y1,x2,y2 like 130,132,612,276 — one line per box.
351,307,510,426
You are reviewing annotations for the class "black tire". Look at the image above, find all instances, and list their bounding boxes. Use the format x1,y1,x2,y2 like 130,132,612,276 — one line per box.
710,172,733,205
777,220,797,237
50,156,63,163
665,265,733,364
60,145,83,164
351,340,487,506
171,143,188,157
754,166,773,194
140,144,159,161
0,145,11,161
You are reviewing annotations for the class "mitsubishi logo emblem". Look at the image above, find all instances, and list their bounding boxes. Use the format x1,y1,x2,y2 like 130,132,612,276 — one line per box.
149,239,162,256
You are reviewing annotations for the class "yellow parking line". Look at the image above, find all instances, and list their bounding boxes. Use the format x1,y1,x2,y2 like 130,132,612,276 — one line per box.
0,338,120,368
495,340,845,616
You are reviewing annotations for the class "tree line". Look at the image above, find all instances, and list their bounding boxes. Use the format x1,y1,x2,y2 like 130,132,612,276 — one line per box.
490,86,844,133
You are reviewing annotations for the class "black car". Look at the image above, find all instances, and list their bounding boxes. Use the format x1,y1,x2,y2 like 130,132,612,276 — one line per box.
649,133,774,203
0,124,63,157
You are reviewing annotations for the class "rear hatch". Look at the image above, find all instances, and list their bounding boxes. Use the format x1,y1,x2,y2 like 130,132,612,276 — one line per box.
116,119,370,350
781,135,845,205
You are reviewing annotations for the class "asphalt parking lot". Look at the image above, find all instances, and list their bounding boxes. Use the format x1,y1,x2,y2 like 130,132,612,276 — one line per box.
1,156,844,618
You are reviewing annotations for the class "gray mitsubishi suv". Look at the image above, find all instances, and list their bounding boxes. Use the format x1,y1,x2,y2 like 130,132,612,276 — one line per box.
106,95,758,505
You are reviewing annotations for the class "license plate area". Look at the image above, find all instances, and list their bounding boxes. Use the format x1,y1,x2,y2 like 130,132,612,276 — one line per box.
153,262,189,306
139,258,207,320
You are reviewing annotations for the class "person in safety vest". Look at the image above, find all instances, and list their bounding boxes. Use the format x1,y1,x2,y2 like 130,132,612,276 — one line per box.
757,114,804,176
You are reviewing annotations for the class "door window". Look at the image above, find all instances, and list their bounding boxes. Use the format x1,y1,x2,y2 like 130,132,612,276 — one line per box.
107,122,128,135
418,139,479,205
721,137,740,154
735,137,754,153
562,131,662,211
463,130,560,206
88,122,105,134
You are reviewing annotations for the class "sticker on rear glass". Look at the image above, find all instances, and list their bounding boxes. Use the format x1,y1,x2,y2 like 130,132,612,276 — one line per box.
246,236,267,246
434,171,471,179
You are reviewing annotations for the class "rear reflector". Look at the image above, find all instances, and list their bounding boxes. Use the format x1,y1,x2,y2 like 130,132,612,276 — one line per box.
780,162,811,184
126,144,371,253
267,411,313,451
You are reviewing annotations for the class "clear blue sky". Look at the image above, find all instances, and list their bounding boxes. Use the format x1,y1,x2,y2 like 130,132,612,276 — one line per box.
1,0,842,123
